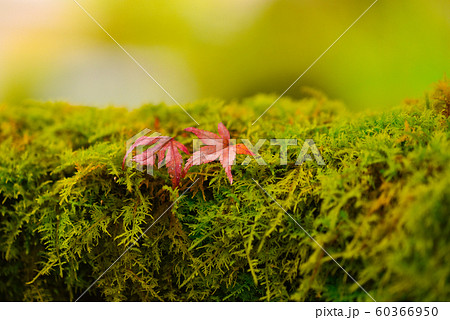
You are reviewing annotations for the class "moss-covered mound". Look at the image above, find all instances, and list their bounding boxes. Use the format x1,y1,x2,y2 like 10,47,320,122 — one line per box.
1,81,449,301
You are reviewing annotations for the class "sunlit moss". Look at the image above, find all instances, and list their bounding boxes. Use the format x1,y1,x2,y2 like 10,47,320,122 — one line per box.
0,80,449,301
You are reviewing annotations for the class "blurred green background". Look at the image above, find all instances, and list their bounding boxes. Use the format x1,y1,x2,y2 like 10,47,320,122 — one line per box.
0,0,449,111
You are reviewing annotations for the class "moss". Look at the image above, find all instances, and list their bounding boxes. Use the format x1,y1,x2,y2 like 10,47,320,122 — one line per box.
0,81,449,301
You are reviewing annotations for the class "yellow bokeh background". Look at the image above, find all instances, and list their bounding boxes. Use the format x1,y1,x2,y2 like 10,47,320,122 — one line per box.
1,0,449,110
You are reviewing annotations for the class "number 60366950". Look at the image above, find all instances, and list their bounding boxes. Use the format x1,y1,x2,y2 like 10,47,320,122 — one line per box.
375,307,438,317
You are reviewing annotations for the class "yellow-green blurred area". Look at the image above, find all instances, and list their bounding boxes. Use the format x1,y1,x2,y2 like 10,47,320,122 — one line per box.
0,0,449,111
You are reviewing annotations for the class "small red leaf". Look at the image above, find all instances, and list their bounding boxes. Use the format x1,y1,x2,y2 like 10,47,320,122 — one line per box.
122,135,170,170
123,134,189,189
133,137,171,165
184,123,243,185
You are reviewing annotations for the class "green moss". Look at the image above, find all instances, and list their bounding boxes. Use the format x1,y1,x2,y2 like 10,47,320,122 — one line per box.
0,81,449,301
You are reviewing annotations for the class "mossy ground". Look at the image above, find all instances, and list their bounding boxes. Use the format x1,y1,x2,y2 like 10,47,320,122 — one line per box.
0,80,449,301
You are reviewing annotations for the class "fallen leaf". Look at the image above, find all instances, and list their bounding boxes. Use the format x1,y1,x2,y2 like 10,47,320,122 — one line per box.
123,135,189,188
184,123,253,184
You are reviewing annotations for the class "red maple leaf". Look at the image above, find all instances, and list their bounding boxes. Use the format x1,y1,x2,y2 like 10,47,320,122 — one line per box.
184,123,253,184
122,135,189,188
